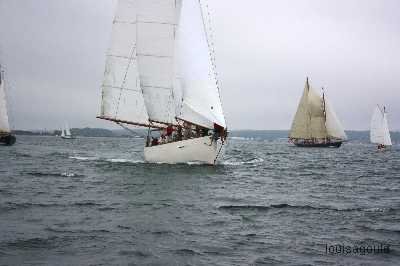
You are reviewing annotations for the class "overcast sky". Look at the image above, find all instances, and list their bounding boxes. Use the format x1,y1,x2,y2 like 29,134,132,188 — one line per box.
0,0,399,130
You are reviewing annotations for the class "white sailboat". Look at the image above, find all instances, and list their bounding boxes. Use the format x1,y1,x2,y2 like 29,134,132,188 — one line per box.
0,65,16,146
370,105,392,150
97,0,227,164
61,123,74,139
289,78,347,147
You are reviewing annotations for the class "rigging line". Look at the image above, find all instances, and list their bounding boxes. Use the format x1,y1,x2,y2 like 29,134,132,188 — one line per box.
115,43,137,118
214,141,225,165
117,122,147,138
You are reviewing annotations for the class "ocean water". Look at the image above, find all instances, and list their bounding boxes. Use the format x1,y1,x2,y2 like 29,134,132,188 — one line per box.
0,135,399,265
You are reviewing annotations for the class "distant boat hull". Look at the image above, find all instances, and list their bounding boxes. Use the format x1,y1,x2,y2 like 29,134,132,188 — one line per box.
144,136,223,165
291,139,343,148
0,134,16,146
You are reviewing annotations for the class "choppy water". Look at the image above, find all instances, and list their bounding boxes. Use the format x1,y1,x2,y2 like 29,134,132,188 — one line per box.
0,135,399,265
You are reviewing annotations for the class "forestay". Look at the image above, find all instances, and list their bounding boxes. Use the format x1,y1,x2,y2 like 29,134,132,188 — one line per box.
176,0,226,129
0,70,10,133
100,0,150,126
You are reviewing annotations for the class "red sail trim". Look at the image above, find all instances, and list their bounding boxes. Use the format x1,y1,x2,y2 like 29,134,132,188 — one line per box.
96,116,165,129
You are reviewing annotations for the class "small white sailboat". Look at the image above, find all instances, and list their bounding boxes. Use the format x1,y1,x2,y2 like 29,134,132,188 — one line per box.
0,65,16,146
370,105,392,150
97,0,227,164
61,123,74,139
289,78,347,147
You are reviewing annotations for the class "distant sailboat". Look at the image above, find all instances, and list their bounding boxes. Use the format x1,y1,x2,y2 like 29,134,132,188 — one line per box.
61,123,74,139
97,0,227,164
0,65,16,146
289,78,347,147
370,105,392,150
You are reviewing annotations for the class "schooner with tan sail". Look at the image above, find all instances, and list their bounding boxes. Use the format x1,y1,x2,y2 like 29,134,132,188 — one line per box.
97,0,227,164
289,78,347,148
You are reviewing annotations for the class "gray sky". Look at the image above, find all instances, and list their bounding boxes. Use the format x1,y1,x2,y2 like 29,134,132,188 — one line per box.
0,0,399,130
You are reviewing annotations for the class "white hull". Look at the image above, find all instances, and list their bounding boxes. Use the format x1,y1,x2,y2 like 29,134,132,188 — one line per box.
144,136,223,165
61,135,75,139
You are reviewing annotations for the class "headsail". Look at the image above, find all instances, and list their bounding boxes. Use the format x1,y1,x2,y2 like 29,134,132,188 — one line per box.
0,68,11,134
99,0,150,127
176,0,226,129
289,78,311,139
324,96,347,140
370,106,392,146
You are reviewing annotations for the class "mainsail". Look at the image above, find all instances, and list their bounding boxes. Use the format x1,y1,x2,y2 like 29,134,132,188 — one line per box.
289,78,347,140
0,68,10,134
370,106,392,146
175,0,226,129
99,0,225,130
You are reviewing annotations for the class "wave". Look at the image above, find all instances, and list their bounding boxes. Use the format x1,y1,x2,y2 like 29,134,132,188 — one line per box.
25,171,85,178
4,237,59,249
45,227,111,234
221,157,264,166
218,204,398,213
174,248,201,256
1,201,102,211
70,156,145,164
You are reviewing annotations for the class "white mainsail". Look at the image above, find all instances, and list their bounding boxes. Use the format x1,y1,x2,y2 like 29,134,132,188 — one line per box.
289,79,346,141
100,0,150,126
176,0,226,129
370,106,392,146
100,0,183,126
0,69,10,134
61,127,65,138
136,0,179,124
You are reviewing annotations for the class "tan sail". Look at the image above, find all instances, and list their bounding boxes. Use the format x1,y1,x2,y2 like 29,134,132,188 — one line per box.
289,78,311,139
307,85,328,139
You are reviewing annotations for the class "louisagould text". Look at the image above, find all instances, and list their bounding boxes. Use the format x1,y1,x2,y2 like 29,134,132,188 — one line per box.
325,243,390,256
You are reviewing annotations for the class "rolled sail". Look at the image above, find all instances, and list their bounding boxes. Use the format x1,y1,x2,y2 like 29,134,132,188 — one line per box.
176,0,226,129
0,70,10,134
136,0,180,124
99,0,150,126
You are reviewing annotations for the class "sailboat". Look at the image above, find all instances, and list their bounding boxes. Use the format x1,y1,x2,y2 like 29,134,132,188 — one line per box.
289,78,347,148
60,123,74,139
97,0,227,164
370,105,392,150
0,65,16,146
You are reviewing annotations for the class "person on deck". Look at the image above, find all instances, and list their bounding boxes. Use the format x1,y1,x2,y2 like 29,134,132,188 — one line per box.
166,125,173,142
151,137,159,146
